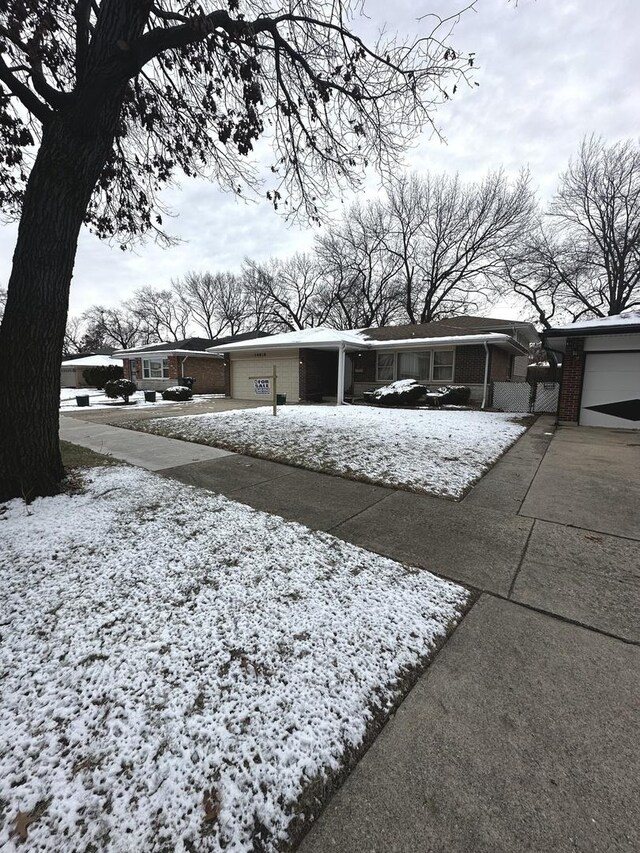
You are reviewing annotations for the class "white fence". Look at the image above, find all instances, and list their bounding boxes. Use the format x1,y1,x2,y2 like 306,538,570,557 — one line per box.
492,381,559,414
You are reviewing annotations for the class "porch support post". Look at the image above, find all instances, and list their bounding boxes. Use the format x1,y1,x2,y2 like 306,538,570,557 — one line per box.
481,342,490,410
337,344,345,405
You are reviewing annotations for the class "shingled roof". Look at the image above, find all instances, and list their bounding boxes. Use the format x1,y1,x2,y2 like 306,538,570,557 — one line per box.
361,316,537,342
118,331,271,356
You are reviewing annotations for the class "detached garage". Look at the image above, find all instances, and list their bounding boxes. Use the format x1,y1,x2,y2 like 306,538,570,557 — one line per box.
544,311,640,429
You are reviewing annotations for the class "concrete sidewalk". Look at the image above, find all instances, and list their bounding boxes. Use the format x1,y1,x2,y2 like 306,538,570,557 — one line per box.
60,415,234,471
60,412,640,851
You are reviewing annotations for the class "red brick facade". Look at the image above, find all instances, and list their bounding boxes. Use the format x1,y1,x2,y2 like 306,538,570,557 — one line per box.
349,344,512,387
122,354,226,394
557,337,585,422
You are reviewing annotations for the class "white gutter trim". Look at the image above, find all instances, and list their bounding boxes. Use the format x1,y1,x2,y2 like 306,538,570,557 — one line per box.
481,342,490,410
336,344,346,406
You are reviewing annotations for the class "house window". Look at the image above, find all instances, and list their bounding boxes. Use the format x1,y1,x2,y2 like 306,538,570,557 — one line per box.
376,349,454,382
432,350,454,381
398,351,431,381
143,357,169,379
376,352,395,382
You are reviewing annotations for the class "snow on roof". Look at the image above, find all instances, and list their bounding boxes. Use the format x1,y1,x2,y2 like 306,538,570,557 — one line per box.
119,349,222,358
61,354,123,367
210,326,525,353
548,309,640,333
209,326,367,351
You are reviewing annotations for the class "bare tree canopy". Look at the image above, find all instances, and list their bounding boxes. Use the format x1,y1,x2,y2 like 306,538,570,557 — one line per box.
0,0,473,501
315,169,535,326
503,136,640,327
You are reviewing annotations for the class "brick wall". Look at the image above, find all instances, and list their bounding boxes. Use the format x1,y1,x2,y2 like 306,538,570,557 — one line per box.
557,337,585,422
180,356,225,394
125,354,225,393
123,357,142,382
489,347,511,381
454,345,486,384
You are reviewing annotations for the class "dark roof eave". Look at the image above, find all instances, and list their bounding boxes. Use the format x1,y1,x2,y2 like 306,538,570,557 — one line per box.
543,323,640,339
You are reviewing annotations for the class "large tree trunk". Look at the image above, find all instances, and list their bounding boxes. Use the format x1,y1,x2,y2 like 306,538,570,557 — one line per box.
0,109,120,502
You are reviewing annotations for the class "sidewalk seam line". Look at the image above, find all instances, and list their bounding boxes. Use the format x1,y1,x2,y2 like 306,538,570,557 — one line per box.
515,419,556,515
487,593,640,647
326,490,400,534
507,518,536,598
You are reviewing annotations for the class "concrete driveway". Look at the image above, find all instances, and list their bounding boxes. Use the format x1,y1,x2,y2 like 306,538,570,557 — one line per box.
296,424,639,853
59,413,640,851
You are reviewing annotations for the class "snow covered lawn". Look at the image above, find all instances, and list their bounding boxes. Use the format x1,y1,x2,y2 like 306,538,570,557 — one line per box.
60,389,224,411
134,405,529,498
0,466,468,853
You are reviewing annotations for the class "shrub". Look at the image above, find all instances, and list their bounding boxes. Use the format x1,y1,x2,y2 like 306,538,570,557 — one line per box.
425,385,471,406
82,364,123,389
161,385,193,401
363,379,427,407
104,378,137,404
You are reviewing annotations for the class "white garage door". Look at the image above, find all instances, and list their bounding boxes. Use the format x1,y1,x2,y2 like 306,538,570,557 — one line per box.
231,358,300,401
580,352,640,428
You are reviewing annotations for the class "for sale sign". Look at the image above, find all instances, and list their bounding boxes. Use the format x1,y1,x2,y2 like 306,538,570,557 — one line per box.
254,378,271,395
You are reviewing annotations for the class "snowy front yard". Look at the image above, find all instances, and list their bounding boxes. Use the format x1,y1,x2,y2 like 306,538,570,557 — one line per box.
133,405,528,498
0,465,468,853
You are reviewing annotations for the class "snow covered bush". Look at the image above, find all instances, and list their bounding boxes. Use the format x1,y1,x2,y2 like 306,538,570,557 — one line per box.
424,385,471,406
103,378,137,404
162,385,193,401
363,379,427,407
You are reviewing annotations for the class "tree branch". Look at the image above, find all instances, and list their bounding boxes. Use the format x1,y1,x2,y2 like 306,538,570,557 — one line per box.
0,52,51,123
75,0,93,83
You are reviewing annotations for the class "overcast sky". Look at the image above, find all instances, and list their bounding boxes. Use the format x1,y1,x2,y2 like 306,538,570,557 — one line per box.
1,0,638,319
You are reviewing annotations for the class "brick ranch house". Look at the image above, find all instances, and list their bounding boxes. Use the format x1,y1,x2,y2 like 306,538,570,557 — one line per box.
116,332,270,394
210,316,538,405
543,310,640,429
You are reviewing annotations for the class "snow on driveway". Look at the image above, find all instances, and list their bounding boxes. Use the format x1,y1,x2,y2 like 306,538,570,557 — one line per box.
0,466,468,853
136,405,528,498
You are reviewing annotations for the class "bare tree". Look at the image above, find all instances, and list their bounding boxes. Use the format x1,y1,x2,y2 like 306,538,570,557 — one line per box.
175,271,247,338
551,135,640,317
0,0,473,500
383,169,536,323
82,305,148,350
128,285,190,341
243,254,330,331
316,201,405,328
0,287,6,323
504,136,640,326
63,316,85,355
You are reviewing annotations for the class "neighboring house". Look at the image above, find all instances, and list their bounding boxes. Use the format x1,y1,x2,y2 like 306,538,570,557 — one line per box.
116,332,271,394
210,316,537,406
60,354,123,388
543,311,640,429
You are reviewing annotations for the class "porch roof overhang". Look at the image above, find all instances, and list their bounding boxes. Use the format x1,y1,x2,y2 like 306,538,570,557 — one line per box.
115,349,222,359
209,326,528,356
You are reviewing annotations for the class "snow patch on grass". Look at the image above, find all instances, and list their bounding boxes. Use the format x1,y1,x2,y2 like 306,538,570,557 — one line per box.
0,466,468,852
59,389,224,411
136,405,528,498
